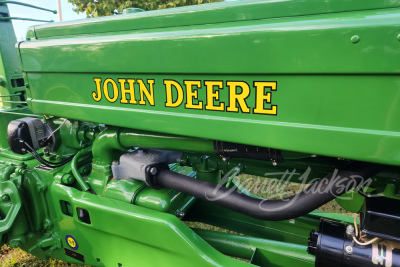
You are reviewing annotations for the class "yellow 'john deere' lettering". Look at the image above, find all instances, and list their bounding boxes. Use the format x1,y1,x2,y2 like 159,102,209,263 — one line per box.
253,81,277,115
92,78,277,115
205,81,224,111
226,81,250,113
164,80,184,107
92,78,102,102
138,79,155,106
118,78,137,104
92,78,155,106
104,78,119,103
184,80,203,110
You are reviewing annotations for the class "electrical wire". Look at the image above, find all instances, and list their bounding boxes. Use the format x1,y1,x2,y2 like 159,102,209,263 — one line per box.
354,215,359,238
352,214,380,246
24,141,74,165
25,150,74,168
352,236,380,246
23,141,74,168
25,150,56,167
30,147,73,166
45,119,67,141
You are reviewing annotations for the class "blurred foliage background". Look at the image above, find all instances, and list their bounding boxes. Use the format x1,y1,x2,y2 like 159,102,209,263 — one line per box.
68,0,223,18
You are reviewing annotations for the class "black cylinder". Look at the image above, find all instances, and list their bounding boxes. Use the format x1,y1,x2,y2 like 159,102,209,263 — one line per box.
309,219,400,267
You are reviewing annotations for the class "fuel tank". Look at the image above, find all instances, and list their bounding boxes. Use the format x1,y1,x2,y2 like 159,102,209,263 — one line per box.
18,0,400,166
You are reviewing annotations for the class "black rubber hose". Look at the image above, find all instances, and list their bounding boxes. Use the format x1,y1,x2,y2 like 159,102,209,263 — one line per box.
23,141,74,167
154,161,383,221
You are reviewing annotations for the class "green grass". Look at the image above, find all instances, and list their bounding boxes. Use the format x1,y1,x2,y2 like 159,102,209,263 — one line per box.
0,245,91,267
0,174,349,266
236,173,351,214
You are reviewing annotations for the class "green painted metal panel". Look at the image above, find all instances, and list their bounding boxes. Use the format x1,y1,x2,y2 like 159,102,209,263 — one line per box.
19,8,400,74
43,183,252,267
28,0,400,39
16,1,400,166
23,72,400,166
194,229,314,264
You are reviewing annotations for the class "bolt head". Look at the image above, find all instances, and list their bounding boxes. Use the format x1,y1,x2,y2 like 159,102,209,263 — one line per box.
36,183,47,193
377,255,384,263
345,245,353,254
61,174,74,184
43,220,53,229
351,35,360,43
176,211,185,218
1,194,10,202
150,167,158,175
346,225,355,234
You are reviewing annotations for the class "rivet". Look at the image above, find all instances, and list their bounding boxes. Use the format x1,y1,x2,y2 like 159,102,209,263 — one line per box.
351,35,360,43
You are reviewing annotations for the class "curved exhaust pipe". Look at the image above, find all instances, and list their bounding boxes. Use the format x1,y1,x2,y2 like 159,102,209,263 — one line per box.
151,162,383,221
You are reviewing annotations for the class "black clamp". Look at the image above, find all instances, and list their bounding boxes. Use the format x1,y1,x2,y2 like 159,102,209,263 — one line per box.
144,162,170,190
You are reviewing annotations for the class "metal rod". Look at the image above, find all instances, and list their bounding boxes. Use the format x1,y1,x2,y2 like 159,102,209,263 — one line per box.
56,0,62,21
0,1,57,14
0,111,42,118
0,92,21,97
0,100,26,103
0,17,54,22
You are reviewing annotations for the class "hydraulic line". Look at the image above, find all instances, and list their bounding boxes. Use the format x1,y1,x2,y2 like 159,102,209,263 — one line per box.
71,147,96,194
152,161,383,221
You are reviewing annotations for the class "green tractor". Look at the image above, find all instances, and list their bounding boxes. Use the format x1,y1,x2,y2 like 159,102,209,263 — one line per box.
0,0,400,266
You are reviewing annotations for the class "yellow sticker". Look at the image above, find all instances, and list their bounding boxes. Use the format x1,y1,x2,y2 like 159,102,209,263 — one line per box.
65,235,78,250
